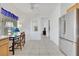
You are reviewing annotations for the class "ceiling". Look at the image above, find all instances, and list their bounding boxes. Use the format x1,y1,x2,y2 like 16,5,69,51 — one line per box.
1,3,60,20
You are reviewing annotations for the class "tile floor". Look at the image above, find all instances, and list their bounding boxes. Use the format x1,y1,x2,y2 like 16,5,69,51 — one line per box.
14,37,64,56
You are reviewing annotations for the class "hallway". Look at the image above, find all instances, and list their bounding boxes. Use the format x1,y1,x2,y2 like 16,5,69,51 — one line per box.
14,37,64,56
0,3,75,56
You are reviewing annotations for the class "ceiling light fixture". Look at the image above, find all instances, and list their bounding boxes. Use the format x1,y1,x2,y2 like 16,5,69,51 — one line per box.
30,3,35,10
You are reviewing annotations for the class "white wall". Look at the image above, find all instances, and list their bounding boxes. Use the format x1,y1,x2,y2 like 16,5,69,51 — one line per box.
50,4,60,46
22,18,31,40
30,18,41,40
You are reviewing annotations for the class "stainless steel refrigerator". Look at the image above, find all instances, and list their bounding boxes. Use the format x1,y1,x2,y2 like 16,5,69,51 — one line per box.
59,9,79,56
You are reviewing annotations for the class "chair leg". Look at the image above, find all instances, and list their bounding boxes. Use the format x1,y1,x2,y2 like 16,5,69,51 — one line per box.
23,37,25,47
20,40,22,50
22,41,24,47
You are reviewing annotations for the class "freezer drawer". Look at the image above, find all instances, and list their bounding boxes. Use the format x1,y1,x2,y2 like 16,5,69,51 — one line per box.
59,37,76,56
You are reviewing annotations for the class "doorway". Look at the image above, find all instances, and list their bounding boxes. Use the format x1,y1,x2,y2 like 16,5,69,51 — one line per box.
41,19,50,40
48,20,50,40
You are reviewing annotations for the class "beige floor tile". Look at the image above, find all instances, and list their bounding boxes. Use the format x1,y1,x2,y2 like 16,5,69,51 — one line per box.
13,37,64,56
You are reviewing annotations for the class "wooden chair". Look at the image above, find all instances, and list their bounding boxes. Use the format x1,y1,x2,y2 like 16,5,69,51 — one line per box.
9,32,25,55
23,32,25,46
9,35,22,55
21,32,25,47
14,35,22,50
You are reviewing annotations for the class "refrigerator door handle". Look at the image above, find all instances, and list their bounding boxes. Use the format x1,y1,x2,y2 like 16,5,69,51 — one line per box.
63,20,66,34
